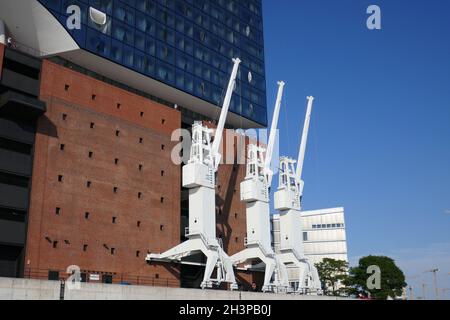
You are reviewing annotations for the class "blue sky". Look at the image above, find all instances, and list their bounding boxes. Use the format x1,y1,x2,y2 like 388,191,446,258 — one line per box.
262,0,450,298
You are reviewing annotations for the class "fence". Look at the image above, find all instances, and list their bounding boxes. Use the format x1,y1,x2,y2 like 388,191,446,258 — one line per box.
23,267,180,288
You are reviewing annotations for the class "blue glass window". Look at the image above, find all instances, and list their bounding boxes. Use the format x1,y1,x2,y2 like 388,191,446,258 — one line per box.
39,0,268,126
114,1,135,26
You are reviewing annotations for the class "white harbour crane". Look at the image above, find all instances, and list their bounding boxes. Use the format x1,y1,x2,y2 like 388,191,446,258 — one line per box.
147,58,241,290
274,96,322,294
230,81,289,292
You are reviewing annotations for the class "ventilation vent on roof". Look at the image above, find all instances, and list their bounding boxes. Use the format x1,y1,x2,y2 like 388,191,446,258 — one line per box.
89,7,107,26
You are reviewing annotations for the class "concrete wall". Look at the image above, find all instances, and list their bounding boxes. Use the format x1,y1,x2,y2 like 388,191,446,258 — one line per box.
0,278,60,300
0,278,347,300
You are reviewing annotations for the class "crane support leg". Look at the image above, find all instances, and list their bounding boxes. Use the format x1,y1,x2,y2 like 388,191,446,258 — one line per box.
147,237,238,290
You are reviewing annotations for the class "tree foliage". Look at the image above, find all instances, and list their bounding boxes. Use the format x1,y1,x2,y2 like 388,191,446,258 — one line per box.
315,258,349,296
344,255,407,300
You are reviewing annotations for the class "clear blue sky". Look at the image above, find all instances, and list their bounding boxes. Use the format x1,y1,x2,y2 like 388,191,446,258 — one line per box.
262,0,450,298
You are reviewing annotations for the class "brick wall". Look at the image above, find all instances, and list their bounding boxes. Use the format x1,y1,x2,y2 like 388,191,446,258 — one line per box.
25,60,181,285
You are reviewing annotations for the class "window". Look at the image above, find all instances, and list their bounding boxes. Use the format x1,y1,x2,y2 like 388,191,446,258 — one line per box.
60,144,65,151
85,212,90,219
112,217,117,224
53,241,58,248
140,111,144,117
139,137,144,144
48,271,60,281
56,207,61,215
113,187,118,193
303,232,308,241
65,84,70,91
137,221,141,228
160,225,164,231
58,175,64,182
83,244,88,252
136,251,140,258
115,158,119,165
89,151,94,158
117,103,121,109
161,170,165,177
90,122,95,129
92,94,97,101
102,274,113,284
62,114,67,121
161,144,165,150
116,130,120,137
139,164,143,171
161,119,165,125
111,248,115,255
160,197,164,203
87,181,92,188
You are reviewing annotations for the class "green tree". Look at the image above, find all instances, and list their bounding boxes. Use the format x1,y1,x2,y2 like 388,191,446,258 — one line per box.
315,258,349,296
344,255,407,300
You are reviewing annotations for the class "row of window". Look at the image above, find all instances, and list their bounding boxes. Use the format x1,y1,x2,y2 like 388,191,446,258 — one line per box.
41,0,264,38
54,208,164,231
39,0,268,125
41,0,265,66
61,112,168,149
80,27,266,122
60,144,164,175
82,24,266,97
311,223,345,229
47,237,149,258
64,85,169,124
57,174,166,202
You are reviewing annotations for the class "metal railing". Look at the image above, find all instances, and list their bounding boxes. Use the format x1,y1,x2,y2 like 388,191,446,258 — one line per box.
23,267,179,288
243,237,272,257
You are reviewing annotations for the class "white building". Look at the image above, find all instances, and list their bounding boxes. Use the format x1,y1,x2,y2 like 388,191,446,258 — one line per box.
272,207,348,266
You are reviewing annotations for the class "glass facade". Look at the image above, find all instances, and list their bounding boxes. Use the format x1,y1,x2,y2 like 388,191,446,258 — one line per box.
38,0,267,126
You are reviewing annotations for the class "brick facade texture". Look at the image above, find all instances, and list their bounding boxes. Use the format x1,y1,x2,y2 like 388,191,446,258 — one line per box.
25,60,181,285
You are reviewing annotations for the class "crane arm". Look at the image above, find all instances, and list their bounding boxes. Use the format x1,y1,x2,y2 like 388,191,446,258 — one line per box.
211,58,241,171
296,96,314,183
264,81,285,185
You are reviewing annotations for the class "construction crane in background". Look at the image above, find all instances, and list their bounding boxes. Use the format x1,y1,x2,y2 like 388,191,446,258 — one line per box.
408,286,414,300
274,96,322,294
230,81,289,292
147,58,241,290
424,268,439,300
421,283,427,300
441,288,450,299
